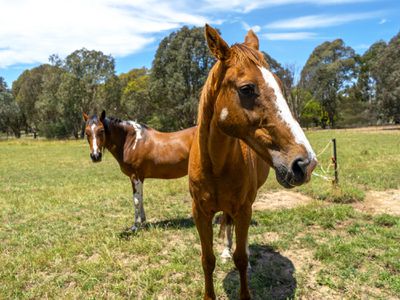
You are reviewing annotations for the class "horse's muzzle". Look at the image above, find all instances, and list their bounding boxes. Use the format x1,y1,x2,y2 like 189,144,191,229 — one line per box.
90,152,102,162
275,157,317,188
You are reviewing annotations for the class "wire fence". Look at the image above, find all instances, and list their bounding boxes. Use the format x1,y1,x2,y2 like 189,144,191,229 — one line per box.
312,139,339,184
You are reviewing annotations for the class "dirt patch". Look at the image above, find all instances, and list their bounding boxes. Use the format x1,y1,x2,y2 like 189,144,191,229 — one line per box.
253,191,314,211
353,189,400,215
255,189,400,216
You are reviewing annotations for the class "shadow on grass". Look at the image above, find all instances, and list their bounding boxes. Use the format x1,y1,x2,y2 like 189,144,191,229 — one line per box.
223,244,296,300
119,217,195,239
119,216,259,239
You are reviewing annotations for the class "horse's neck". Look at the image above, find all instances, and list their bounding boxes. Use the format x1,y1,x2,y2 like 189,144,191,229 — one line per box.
104,121,127,161
198,102,240,176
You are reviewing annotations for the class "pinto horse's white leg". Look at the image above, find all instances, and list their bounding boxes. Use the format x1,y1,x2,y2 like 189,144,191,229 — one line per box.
221,223,233,262
130,178,146,231
136,179,146,224
246,238,251,271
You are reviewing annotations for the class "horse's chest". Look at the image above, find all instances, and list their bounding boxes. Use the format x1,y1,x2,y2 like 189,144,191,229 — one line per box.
192,175,256,215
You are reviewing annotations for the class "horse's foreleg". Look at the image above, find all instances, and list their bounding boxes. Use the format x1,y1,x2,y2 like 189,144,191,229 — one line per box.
130,178,146,231
137,179,146,224
193,202,216,300
233,206,252,300
221,214,233,261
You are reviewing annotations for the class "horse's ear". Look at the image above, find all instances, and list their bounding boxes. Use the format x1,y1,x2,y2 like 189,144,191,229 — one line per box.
83,112,89,121
100,110,106,122
244,29,259,50
205,24,230,61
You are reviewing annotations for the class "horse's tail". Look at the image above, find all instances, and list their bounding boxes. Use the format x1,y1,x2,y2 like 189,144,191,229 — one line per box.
218,212,233,239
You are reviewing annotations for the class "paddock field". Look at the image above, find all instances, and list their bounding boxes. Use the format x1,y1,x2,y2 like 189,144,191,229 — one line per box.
1,128,399,299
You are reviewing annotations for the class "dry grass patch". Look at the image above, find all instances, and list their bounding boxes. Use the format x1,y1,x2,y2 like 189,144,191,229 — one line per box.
253,191,314,211
353,189,400,215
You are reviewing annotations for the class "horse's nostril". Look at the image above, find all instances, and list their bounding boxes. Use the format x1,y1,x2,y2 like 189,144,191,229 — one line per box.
291,158,309,179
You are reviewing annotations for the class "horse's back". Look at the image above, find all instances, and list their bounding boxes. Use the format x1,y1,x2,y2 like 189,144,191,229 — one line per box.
136,126,197,179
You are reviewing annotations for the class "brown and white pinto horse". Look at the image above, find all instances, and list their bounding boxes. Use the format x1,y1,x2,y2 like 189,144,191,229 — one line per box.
189,25,317,299
83,110,196,231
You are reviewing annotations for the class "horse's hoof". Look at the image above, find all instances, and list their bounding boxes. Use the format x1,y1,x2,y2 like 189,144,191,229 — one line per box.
220,248,232,263
130,225,139,232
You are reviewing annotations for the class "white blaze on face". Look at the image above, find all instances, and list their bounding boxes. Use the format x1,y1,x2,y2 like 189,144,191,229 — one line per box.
91,124,99,155
258,66,316,160
220,107,229,121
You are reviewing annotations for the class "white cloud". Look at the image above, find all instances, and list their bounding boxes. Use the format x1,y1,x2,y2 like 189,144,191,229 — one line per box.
265,12,382,29
0,0,211,68
262,32,317,40
202,0,373,13
379,18,387,24
0,0,382,68
241,22,261,33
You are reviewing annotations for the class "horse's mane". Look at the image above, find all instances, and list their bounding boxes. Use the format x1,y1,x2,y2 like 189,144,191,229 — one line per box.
107,116,149,130
108,116,123,125
197,43,268,125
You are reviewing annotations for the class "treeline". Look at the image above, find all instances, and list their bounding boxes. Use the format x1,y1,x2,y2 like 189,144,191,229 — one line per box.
1,26,399,138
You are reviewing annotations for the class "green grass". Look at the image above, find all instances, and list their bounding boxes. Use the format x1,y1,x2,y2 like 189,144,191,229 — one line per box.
1,129,399,299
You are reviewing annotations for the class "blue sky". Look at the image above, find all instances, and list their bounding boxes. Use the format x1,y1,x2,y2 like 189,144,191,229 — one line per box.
0,0,399,87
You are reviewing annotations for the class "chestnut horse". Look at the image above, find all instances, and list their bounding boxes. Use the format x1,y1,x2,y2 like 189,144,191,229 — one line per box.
189,25,317,299
83,110,196,231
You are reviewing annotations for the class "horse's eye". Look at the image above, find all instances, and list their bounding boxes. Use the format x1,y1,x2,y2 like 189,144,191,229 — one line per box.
238,84,258,110
239,84,256,97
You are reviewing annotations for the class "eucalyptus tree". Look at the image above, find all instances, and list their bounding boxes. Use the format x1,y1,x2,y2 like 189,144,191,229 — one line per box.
56,48,116,137
150,26,215,130
300,39,356,127
0,77,22,137
374,32,400,123
12,64,54,132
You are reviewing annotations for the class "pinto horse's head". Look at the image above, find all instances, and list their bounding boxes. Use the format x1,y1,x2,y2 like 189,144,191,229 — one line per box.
83,110,106,163
204,24,317,188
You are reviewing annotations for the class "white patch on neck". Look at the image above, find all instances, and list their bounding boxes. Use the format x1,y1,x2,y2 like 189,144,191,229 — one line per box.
91,124,99,154
258,66,316,159
220,107,229,121
125,121,143,150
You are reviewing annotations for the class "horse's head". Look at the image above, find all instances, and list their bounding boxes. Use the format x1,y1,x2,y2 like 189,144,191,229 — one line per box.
83,110,106,163
204,25,317,188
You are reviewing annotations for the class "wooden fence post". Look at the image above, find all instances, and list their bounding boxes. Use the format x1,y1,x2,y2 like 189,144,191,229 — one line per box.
332,138,338,185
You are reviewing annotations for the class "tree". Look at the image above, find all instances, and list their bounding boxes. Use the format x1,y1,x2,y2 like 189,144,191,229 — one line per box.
12,65,54,132
0,77,22,137
0,77,7,93
119,68,153,124
300,98,323,129
62,48,116,115
35,65,66,138
357,41,386,104
98,74,123,115
57,72,86,138
150,26,215,130
374,32,400,123
300,39,356,128
52,48,115,138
